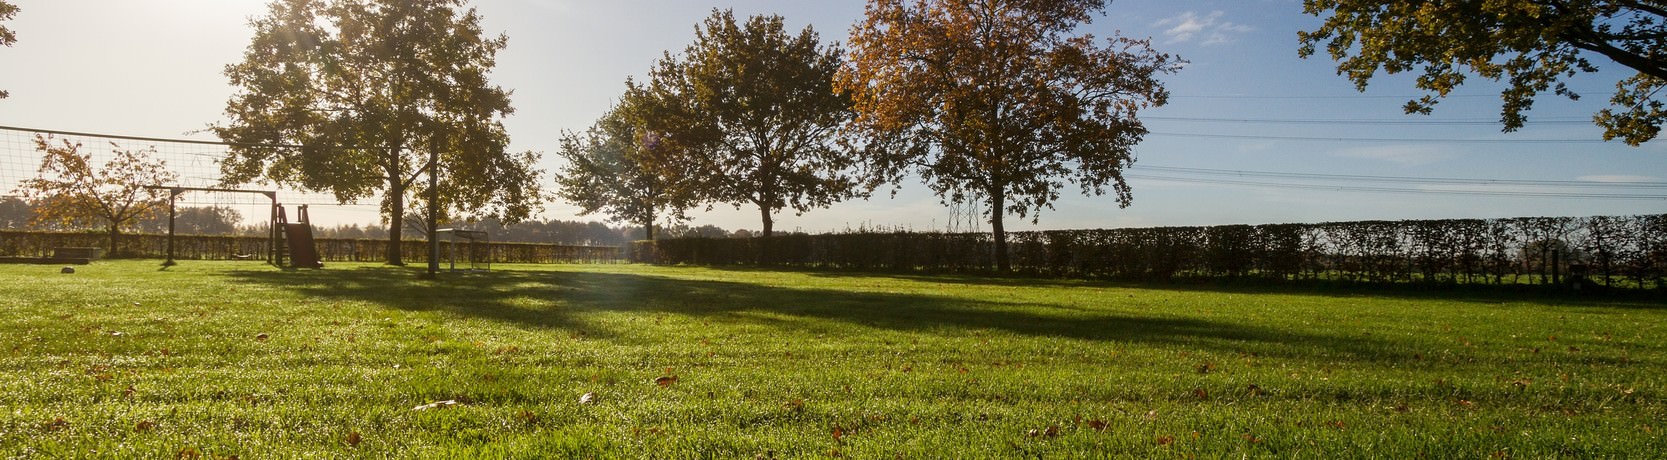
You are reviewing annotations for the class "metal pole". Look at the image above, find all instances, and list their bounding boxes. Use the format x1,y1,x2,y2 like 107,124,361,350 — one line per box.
163,188,179,266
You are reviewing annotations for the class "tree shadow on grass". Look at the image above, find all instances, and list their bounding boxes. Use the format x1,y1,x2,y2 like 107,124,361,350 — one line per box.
763,266,1667,310
222,266,1411,365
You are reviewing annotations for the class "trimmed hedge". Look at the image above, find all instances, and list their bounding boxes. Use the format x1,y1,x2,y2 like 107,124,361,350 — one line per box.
0,231,623,264
633,214,1667,289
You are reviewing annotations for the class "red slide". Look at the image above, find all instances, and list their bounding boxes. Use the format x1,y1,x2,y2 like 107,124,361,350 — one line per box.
284,223,324,268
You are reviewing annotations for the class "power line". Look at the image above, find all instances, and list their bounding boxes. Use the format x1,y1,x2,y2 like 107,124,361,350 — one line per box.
1131,165,1667,189
0,124,390,151
1169,93,1555,100
1146,116,1592,126
1146,131,1610,144
1126,174,1667,200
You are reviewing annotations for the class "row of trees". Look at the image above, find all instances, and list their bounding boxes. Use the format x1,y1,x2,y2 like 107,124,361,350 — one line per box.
555,2,1180,270
555,0,1667,270
1,194,749,249
6,0,1660,270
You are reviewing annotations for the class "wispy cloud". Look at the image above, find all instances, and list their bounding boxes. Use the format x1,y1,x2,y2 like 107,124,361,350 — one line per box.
1333,145,1454,166
1576,174,1663,183
1154,11,1254,46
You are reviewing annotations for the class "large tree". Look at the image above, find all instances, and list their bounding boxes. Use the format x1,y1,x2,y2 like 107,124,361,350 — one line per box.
552,106,693,240
0,0,17,99
838,0,1180,271
16,135,178,256
212,0,541,265
626,9,861,240
1300,0,1667,145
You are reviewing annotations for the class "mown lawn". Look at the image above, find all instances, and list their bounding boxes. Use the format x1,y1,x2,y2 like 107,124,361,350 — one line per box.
1,260,1662,458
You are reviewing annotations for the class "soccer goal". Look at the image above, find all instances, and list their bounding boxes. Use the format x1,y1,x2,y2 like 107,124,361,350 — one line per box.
435,228,490,271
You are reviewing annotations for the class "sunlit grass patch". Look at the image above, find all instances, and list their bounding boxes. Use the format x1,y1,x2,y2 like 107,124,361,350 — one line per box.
1,260,1662,457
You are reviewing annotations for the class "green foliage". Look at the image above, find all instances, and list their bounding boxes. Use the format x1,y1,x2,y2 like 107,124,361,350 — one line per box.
552,106,694,240
212,0,542,264
13,135,178,255
1,261,1663,457
625,9,860,238
0,0,15,99
1299,0,1667,145
839,0,1181,271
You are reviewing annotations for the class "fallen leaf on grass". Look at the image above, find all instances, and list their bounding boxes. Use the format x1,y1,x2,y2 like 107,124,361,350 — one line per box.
345,431,362,447
255,333,269,342
413,400,462,411
654,375,678,387
135,420,155,432
1086,419,1108,432
1027,426,1060,438
1156,435,1175,446
578,392,597,405
42,417,68,432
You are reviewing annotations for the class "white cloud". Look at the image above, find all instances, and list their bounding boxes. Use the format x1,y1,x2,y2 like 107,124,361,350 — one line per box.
1332,144,1454,166
1154,11,1254,46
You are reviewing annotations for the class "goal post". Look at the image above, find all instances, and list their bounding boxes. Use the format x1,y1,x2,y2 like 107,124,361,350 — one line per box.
435,227,490,271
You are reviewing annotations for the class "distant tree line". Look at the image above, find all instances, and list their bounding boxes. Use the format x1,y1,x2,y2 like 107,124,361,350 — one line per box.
2,196,749,249
634,214,1667,290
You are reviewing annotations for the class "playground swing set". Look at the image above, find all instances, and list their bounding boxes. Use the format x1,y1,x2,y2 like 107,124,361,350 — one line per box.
151,185,490,271
152,186,322,269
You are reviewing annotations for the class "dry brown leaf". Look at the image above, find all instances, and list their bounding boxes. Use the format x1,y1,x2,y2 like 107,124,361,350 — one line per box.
255,333,269,342
1156,435,1175,446
345,431,362,447
654,375,678,387
135,420,155,432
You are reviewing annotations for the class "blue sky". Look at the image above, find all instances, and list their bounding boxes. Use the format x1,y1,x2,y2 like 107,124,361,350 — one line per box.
1,0,1663,232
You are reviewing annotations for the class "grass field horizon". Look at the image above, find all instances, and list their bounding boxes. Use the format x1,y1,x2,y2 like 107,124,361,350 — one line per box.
2,260,1662,458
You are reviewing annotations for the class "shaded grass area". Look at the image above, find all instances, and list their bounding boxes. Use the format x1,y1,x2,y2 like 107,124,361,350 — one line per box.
1,261,1663,458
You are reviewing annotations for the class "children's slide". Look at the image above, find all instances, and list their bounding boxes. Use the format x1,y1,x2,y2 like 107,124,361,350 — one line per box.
284,223,324,268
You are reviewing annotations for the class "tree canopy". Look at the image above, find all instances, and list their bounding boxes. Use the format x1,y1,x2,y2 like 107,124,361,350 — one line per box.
1300,0,1667,145
212,0,541,265
15,135,178,255
0,0,18,99
838,0,1181,271
552,106,695,240
625,9,861,240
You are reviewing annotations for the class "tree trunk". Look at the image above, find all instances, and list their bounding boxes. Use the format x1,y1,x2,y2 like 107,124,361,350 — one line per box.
643,208,656,240
759,205,774,266
990,192,1009,272
386,174,406,266
107,225,120,258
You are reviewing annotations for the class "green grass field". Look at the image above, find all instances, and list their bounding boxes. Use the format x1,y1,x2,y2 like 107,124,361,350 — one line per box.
1,260,1662,458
